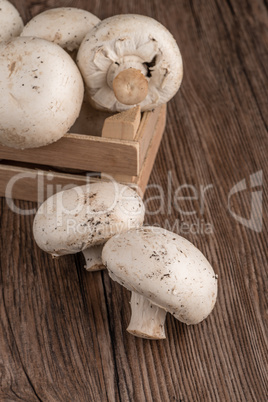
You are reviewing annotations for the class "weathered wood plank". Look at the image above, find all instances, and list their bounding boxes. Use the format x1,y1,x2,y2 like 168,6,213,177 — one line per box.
1,1,267,401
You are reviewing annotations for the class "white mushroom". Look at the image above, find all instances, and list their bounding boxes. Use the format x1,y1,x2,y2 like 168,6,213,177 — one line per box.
0,0,24,42
21,7,100,52
0,37,84,149
33,181,145,271
77,14,183,112
102,227,218,339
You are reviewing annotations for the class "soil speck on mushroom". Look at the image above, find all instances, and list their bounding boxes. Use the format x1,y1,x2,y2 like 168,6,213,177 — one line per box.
0,37,84,149
102,226,218,339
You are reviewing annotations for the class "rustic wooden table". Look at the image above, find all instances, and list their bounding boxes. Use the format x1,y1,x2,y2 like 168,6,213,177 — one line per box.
1,1,267,401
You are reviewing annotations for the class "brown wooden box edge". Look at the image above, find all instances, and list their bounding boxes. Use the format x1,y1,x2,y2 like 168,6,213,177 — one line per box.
0,104,166,202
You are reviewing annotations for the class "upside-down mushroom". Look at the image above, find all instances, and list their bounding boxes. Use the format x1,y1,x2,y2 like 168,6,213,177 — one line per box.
21,7,100,52
77,14,183,112
33,182,145,271
102,227,218,339
0,37,84,149
0,0,24,43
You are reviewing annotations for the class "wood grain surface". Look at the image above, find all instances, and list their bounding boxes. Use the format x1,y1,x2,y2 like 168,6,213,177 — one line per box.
1,0,267,401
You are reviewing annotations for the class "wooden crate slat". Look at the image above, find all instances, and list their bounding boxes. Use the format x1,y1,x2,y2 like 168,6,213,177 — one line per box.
0,104,166,177
137,104,166,167
136,104,167,193
0,101,165,202
0,133,139,176
0,104,167,201
97,103,166,194
113,103,167,193
102,105,141,140
0,165,99,203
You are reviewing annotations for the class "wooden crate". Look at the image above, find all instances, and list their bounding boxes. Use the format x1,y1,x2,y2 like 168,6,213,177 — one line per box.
0,102,166,202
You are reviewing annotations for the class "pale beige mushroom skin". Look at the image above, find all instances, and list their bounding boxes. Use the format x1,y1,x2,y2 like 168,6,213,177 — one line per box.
0,0,24,42
0,37,84,149
102,227,218,339
77,14,183,112
21,7,100,52
113,68,149,105
33,182,145,271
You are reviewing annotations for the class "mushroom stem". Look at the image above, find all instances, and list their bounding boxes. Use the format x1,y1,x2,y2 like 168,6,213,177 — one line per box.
127,291,166,339
113,68,148,105
82,245,106,271
106,56,148,106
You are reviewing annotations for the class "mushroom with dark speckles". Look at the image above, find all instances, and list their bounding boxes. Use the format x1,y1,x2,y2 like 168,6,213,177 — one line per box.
0,0,23,43
33,181,145,271
102,226,218,339
0,37,84,149
21,7,100,53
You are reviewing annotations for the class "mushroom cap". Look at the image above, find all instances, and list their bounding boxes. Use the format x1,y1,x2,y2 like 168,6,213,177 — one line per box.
102,227,218,325
0,37,84,149
21,7,100,52
77,14,183,112
33,182,145,256
0,0,24,42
